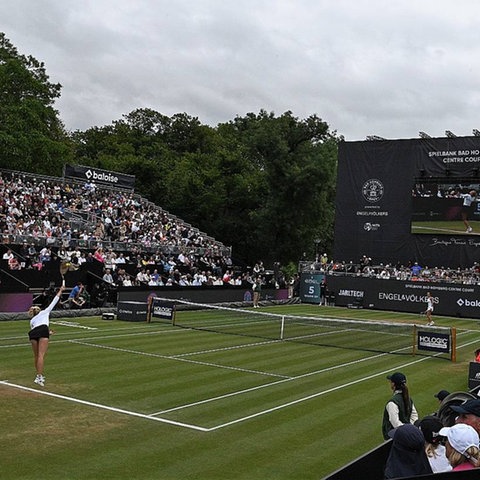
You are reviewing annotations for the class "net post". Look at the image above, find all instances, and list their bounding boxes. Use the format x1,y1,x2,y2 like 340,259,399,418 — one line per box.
451,327,457,362
280,316,285,340
172,303,177,326
412,324,417,356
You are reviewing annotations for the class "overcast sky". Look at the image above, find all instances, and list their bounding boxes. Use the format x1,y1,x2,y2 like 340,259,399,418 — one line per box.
2,0,480,141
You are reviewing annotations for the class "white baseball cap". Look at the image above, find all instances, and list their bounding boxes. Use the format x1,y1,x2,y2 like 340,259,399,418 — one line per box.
439,424,479,457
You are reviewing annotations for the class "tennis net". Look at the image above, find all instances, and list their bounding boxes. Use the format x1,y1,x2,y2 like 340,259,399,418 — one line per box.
148,297,456,360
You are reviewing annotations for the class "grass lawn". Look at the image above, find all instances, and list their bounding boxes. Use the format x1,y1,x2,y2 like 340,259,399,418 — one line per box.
2,304,479,479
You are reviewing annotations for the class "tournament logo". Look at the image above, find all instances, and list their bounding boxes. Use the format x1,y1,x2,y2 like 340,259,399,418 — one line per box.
364,222,380,231
362,179,384,203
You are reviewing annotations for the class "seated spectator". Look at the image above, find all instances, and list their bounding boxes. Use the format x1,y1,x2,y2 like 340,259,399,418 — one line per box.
384,424,433,479
149,269,161,286
434,390,450,403
121,275,133,287
39,246,52,264
114,252,126,265
417,416,452,473
8,255,21,270
19,242,30,268
102,268,115,285
77,252,87,266
136,268,149,285
450,399,480,435
2,248,13,261
439,423,480,471
93,247,105,263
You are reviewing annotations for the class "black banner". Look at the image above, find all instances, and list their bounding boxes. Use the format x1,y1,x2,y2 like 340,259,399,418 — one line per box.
64,164,136,190
334,137,480,268
151,299,175,321
417,330,450,353
314,274,480,320
117,301,148,322
468,362,480,390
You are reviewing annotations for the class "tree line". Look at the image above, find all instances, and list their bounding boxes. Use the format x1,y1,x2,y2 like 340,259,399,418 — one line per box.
0,32,340,268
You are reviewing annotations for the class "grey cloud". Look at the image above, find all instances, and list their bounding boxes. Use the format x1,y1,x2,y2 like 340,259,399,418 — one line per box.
2,0,480,139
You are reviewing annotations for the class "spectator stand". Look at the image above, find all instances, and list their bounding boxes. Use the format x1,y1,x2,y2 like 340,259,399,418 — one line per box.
0,168,239,299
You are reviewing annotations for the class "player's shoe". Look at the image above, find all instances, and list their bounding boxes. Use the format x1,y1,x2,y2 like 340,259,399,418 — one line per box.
34,374,45,386
427,321,435,326
467,227,473,233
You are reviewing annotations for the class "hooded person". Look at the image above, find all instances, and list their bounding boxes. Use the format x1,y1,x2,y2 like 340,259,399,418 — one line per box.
384,423,433,479
439,423,480,471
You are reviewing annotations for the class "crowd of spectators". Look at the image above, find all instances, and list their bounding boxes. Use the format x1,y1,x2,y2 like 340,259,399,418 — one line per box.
0,171,228,254
0,170,259,290
302,254,480,285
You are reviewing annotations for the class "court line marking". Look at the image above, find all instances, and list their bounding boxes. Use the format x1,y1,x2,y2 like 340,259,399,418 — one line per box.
2,328,477,432
208,334,480,431
152,349,394,415
208,357,433,431
0,326,197,348
0,343,457,434
69,340,292,379
0,380,208,432
50,321,97,330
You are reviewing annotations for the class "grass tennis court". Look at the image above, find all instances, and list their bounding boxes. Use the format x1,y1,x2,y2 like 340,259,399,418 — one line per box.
411,219,480,234
2,304,480,479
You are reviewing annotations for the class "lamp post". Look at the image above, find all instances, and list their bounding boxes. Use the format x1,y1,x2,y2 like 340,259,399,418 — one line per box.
314,239,321,262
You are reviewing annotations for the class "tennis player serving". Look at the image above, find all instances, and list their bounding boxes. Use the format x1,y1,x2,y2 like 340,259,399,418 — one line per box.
28,283,65,386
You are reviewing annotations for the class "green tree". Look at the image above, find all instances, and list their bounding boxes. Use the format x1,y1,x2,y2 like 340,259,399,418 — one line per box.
70,109,218,201
71,108,339,266
0,32,72,173
211,110,338,265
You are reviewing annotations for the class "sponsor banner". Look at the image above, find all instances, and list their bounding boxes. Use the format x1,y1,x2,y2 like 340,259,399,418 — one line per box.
64,164,135,190
468,362,480,390
151,300,175,321
117,301,148,322
323,275,480,319
299,273,325,303
417,331,450,353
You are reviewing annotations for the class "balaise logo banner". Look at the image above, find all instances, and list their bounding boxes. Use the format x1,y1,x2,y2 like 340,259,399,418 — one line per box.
64,164,135,190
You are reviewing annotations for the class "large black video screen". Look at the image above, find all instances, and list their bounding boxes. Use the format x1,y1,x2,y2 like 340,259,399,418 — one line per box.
411,177,480,235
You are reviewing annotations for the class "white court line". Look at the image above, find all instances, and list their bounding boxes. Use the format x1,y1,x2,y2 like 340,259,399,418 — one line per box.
0,325,187,347
208,356,433,431
152,349,393,415
69,340,292,379
50,321,97,330
207,334,480,431
171,339,282,357
3,329,477,432
0,380,208,432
